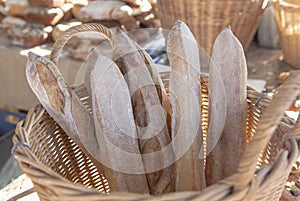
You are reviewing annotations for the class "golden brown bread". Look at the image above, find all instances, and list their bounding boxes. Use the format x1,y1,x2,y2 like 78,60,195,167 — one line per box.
167,20,206,191
24,7,65,26
112,29,174,194
25,52,107,186
27,0,65,7
205,27,247,186
89,51,149,193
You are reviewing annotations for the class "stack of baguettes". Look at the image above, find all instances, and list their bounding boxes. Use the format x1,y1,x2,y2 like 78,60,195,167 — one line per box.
25,20,250,195
0,0,160,48
1,0,72,47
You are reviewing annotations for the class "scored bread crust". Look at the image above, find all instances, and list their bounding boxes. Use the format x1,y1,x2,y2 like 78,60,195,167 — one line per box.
112,30,174,195
205,27,247,186
89,52,150,193
167,20,206,191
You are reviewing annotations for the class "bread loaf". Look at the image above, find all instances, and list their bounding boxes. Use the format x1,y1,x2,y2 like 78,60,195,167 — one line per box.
25,53,105,177
5,23,51,47
60,3,73,21
112,30,174,195
1,16,26,30
133,39,172,137
119,16,139,30
72,0,89,5
76,0,133,22
205,27,247,186
27,0,65,8
5,0,28,6
89,51,149,193
71,3,83,19
24,7,64,26
167,20,206,191
131,0,152,16
5,0,28,16
5,4,28,16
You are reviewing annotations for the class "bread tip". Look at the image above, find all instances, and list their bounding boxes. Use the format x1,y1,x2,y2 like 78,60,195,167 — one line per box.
28,52,40,62
221,26,233,37
116,28,125,35
175,19,183,25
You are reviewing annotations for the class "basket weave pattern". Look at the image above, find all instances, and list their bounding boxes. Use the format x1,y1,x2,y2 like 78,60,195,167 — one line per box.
13,79,297,201
12,23,300,200
157,0,266,55
273,0,300,68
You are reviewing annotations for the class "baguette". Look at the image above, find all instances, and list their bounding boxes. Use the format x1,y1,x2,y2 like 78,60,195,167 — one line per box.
77,0,132,22
27,0,65,8
24,7,64,26
90,51,149,193
25,52,111,189
5,4,28,16
112,29,174,194
167,20,205,191
60,3,73,21
5,23,51,47
205,27,247,186
134,44,172,138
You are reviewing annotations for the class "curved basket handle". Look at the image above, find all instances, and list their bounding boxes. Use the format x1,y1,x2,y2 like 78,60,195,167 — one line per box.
50,23,113,66
225,70,300,189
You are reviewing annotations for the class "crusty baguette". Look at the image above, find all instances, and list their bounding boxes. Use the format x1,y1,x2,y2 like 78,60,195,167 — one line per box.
60,3,73,21
5,23,51,48
4,0,28,18
112,29,174,194
77,0,132,22
27,0,65,8
205,27,247,186
5,4,28,16
25,52,124,192
24,7,64,26
133,40,172,138
90,51,149,193
167,20,206,191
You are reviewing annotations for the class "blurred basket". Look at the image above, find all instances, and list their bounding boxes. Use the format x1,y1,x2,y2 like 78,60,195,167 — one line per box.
157,0,267,56
273,0,300,68
12,23,300,201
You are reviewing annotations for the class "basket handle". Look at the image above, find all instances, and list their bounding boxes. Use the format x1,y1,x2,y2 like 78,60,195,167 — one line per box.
225,70,300,189
50,23,113,66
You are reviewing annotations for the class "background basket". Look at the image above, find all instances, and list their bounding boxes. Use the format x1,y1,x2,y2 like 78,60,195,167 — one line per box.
273,0,300,68
12,23,300,201
157,0,267,56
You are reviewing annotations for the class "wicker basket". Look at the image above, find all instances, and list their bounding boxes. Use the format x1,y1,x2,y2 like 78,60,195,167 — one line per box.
273,0,300,68
157,0,267,56
12,23,300,201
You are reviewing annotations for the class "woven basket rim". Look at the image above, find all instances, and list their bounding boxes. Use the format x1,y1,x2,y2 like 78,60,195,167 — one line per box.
12,22,300,200
12,81,299,200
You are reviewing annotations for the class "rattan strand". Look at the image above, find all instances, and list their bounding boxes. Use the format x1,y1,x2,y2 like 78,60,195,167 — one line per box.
157,0,266,55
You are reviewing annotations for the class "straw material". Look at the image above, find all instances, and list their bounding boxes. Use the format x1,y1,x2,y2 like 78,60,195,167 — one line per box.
157,0,266,56
13,23,300,201
273,0,300,68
